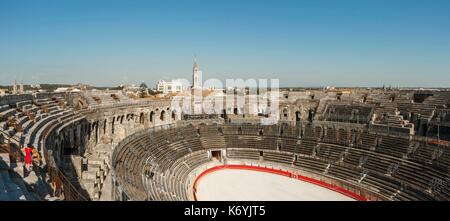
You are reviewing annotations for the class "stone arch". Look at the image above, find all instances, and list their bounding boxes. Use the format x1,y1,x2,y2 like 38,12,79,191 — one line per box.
103,119,107,134
295,110,301,122
233,108,239,115
171,110,177,120
111,117,115,134
282,108,289,118
160,110,166,122
149,111,155,123
140,112,144,124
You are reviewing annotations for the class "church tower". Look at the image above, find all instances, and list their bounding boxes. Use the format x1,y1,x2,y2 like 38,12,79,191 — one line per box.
192,56,202,89
12,80,17,94
19,81,24,94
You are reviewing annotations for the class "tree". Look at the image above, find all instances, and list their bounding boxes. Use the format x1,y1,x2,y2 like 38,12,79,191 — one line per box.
138,82,148,98
140,82,148,89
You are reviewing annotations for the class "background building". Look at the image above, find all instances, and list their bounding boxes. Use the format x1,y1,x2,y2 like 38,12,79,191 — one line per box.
157,79,185,94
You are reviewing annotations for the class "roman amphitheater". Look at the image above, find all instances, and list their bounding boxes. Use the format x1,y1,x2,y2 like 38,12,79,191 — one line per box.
1,87,450,201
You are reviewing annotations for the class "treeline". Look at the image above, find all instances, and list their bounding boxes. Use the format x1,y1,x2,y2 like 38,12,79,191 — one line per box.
0,84,122,91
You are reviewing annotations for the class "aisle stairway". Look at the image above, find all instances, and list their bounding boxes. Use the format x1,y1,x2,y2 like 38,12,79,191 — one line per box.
80,144,112,200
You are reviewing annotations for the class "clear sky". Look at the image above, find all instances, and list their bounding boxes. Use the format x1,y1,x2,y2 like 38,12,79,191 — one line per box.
1,0,450,88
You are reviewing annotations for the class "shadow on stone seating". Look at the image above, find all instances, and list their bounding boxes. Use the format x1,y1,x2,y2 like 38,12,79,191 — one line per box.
0,154,31,201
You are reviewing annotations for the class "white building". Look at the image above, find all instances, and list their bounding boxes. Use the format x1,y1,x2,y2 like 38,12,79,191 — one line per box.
156,57,202,94
157,79,185,94
54,87,81,93
0,88,7,96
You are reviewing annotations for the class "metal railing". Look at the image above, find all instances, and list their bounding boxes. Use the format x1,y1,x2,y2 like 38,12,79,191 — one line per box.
40,111,90,201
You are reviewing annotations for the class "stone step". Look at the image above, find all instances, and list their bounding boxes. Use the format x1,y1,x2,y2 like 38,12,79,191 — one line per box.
92,154,110,163
11,177,34,200
87,158,105,167
87,163,102,173
6,183,27,200
0,170,27,201
0,153,10,169
88,163,109,176
82,179,98,192
83,180,100,199
82,171,98,180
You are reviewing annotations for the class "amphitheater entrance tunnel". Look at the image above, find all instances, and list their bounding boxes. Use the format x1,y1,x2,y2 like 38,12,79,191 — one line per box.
211,150,222,161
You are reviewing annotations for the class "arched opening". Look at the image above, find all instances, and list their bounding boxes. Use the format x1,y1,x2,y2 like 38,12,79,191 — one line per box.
295,111,301,122
233,108,238,115
111,117,115,134
95,122,99,144
389,94,396,102
150,111,155,123
211,150,222,161
221,109,227,119
140,112,144,124
171,110,176,120
283,109,288,118
308,109,314,122
160,110,166,121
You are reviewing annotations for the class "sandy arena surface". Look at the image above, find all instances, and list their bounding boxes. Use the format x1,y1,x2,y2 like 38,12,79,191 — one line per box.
195,169,354,201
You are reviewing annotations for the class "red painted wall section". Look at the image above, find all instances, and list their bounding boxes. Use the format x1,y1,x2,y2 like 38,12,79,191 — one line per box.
193,164,367,201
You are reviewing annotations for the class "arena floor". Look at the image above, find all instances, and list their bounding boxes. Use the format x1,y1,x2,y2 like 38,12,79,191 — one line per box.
195,169,355,201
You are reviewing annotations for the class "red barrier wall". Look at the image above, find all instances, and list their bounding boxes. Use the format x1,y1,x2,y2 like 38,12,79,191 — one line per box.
193,164,367,201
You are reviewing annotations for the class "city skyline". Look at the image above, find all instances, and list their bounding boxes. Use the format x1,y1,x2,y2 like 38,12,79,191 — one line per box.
1,0,450,88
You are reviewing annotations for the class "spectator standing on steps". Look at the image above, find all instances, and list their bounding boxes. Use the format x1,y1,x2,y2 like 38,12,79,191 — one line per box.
23,144,33,172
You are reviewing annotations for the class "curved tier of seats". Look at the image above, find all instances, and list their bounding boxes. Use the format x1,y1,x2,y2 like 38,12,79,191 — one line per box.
112,124,450,201
0,96,90,200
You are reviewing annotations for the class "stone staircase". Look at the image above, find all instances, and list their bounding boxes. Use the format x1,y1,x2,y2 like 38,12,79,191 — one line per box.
80,144,112,200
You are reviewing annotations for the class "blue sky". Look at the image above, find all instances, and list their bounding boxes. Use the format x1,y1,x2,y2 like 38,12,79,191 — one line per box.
1,0,450,87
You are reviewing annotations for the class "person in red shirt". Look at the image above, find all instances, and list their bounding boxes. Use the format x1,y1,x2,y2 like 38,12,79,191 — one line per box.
24,145,33,172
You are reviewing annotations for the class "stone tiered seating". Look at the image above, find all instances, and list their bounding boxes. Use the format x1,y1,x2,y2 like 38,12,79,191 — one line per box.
315,143,346,162
294,156,328,174
0,108,17,122
112,122,450,201
113,127,215,201
323,104,373,124
356,131,377,150
227,149,260,160
327,164,363,183
263,151,294,164
0,105,9,113
296,140,316,156
361,172,401,198
375,135,410,158
302,124,319,140
198,125,226,149
84,91,134,108
280,138,297,153
322,126,338,144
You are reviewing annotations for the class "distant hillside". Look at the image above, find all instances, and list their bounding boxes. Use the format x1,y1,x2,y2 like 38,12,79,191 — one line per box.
0,84,122,91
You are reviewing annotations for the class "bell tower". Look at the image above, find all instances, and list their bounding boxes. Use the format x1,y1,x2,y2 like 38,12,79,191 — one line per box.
192,56,202,89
